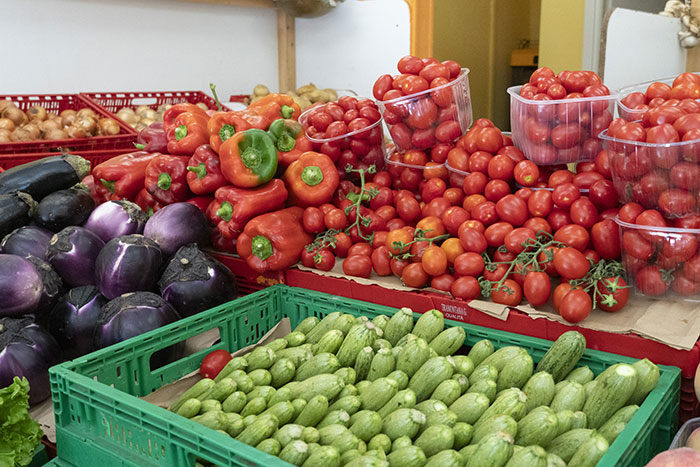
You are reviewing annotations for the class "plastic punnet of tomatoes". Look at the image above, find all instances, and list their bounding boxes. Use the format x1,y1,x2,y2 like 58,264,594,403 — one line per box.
615,211,700,300
507,67,617,165
616,72,700,122
600,112,700,219
299,96,385,177
385,146,448,193
374,57,472,152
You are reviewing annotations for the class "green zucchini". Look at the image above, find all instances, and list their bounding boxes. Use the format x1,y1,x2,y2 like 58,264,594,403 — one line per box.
629,358,659,405
583,363,638,429
465,431,514,467
546,428,593,463
408,356,455,402
412,309,445,343
396,337,432,378
467,339,494,367
450,392,490,424
565,366,594,385
429,327,466,357
535,331,586,382
568,433,609,467
425,449,463,467
515,406,558,447
368,348,396,381
387,446,427,467
522,371,555,412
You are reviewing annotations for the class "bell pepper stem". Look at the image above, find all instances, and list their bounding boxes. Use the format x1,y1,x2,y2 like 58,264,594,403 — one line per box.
276,133,296,152
100,178,116,194
133,143,146,150
175,125,188,141
251,235,273,261
281,105,294,119
187,163,208,180
219,124,236,143
241,146,263,171
216,201,233,222
157,172,173,191
301,165,324,186
210,83,223,111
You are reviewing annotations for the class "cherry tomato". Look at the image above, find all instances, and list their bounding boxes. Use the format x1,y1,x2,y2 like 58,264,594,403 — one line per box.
596,276,630,312
476,127,504,153
559,289,592,323
523,271,551,307
672,272,700,296
487,154,515,181
444,187,465,206
390,257,410,277
396,196,422,222
348,242,373,257
484,221,514,247
468,151,493,174
659,189,696,218
463,194,487,213
308,248,335,271
619,202,644,223
514,160,540,186
491,279,523,306
397,55,424,74
407,98,438,130
451,276,481,300
554,247,590,280
590,219,621,260
662,232,698,262
548,169,575,188
504,227,537,254
332,232,352,258
416,216,446,239
570,197,598,229
523,217,552,235
200,349,232,379
440,237,464,265
453,252,485,277
528,190,553,217
373,74,394,100
325,208,348,230
343,254,373,278
554,224,590,251
401,262,429,287
552,282,574,310
552,182,580,208
547,207,572,231
496,195,528,226
303,207,326,234
471,201,499,226
441,206,470,236
458,225,488,253
422,245,448,276
484,179,511,202
385,228,413,255
635,266,669,296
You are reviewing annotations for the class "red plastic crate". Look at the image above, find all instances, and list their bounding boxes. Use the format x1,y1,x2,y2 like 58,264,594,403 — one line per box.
0,94,136,154
0,148,135,170
82,90,231,119
209,252,284,296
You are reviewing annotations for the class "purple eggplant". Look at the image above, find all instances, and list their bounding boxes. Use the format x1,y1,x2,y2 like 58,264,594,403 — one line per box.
46,226,105,288
143,202,209,257
94,292,182,368
26,255,64,321
0,192,37,239
1,225,54,260
0,317,61,404
34,185,95,232
83,200,148,243
95,235,162,299
159,245,237,318
0,254,43,318
49,286,107,360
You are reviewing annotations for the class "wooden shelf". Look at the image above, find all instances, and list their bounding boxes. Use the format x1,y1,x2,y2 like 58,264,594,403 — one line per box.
173,0,274,8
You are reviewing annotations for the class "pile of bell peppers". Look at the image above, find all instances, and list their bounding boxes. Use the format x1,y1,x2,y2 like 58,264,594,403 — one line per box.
85,94,341,273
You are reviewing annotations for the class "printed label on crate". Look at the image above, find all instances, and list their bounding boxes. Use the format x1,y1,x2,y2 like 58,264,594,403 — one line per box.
441,303,468,321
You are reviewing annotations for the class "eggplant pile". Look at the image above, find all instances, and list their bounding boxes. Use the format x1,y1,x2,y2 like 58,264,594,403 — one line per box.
0,156,237,404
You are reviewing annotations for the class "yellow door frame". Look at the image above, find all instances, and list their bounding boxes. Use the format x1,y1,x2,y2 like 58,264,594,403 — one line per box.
404,0,434,57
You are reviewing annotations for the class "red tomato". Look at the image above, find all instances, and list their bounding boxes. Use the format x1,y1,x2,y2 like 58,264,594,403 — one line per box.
554,224,590,251
491,279,523,306
453,252,485,276
458,225,488,253
552,282,574,310
548,169,575,188
559,289,592,323
399,75,430,96
401,262,429,287
468,151,493,174
670,162,700,191
528,190,553,217
406,98,438,130
591,219,621,260
588,180,618,210
673,112,700,136
476,127,504,153
484,179,511,202
570,197,598,229
325,208,348,230
513,160,540,186
523,216,552,235
684,254,700,281
451,276,481,300
373,74,394,100
671,272,700,296
635,266,669,296
619,202,644,223
572,171,604,190
343,254,373,278
390,257,409,277
332,232,352,258
441,206,470,236
554,247,590,280
397,55,424,74
303,207,326,234
471,201,499,226
422,245,448,276
659,189,696,218
348,242,373,257
487,155,515,181
596,276,630,312
552,183,580,208
504,227,537,254
396,196,422,223
435,121,462,143
523,271,552,307
496,195,528,226
547,207,572,231
484,221,514,247
526,118,550,144
551,123,582,149
200,349,232,378
662,232,698,262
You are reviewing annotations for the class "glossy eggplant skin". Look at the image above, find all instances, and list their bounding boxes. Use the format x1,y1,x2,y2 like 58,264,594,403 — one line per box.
83,200,147,243
46,226,105,288
49,286,107,360
0,254,43,318
35,185,95,232
159,245,237,318
0,192,36,239
143,202,209,257
26,255,64,321
1,225,54,260
95,234,163,300
0,154,90,201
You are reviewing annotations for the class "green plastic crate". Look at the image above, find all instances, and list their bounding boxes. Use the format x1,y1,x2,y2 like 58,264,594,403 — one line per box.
49,285,680,467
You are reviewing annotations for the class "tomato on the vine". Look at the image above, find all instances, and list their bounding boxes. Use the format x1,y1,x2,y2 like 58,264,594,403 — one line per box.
559,289,592,323
454,252,485,276
491,279,523,306
402,262,429,287
553,247,590,280
635,266,670,296
451,276,481,300
523,271,551,307
371,246,392,276
596,276,630,312
554,224,590,252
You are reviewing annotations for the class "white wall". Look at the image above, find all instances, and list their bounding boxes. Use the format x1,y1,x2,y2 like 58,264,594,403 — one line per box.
1,0,409,101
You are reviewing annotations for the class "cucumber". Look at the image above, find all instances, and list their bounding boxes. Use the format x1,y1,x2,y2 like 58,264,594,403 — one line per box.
361,377,399,411
175,398,201,418
515,406,559,447
372,315,390,332
412,309,444,343
408,356,455,402
377,389,417,418
568,433,608,467
221,391,248,413
387,446,427,467
504,445,547,467
312,329,345,355
535,331,586,382
452,355,475,377
290,374,345,402
256,438,281,456
450,392,490,424
384,308,414,346
522,371,555,412
294,316,321,335
550,381,586,412
598,405,638,444
295,353,341,381
629,358,659,405
425,449,463,467
235,413,279,446
246,346,276,371
431,379,463,406
248,369,272,387
368,348,396,381
546,428,593,463
565,366,594,385
472,414,517,444
333,367,355,386
583,363,638,428
386,370,409,390
270,357,296,388
169,378,215,412
467,339,494,367
350,410,383,442
382,408,426,440
274,424,305,447
473,388,527,430
317,410,351,429
396,337,432,378
355,347,375,381
497,353,533,391
301,445,341,467
453,422,474,449
429,327,466,357
466,431,514,467
329,395,362,416
467,378,498,402
367,433,392,453
295,395,329,426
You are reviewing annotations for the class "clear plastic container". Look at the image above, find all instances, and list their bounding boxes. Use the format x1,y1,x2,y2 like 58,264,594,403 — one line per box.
299,100,386,173
670,417,700,449
507,85,617,165
615,73,700,121
445,161,468,188
377,69,472,152
384,147,447,192
600,128,700,219
615,215,700,301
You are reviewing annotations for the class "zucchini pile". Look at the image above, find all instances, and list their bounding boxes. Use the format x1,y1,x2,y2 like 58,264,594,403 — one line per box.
169,309,660,467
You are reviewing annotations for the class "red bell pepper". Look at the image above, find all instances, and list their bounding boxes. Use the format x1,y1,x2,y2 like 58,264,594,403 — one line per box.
93,151,160,201
236,206,313,273
186,195,214,214
282,151,339,207
207,112,252,153
165,111,210,156
246,94,301,122
208,179,288,239
163,103,209,134
267,118,314,170
134,122,168,152
144,154,192,204
81,175,108,204
211,228,237,253
186,145,228,195
219,129,278,188
135,188,163,216
238,112,271,131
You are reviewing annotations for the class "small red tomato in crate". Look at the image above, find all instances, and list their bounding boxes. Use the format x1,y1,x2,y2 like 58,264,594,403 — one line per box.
200,349,232,379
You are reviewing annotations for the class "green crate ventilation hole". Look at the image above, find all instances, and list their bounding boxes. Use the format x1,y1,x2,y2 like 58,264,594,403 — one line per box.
48,285,680,467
